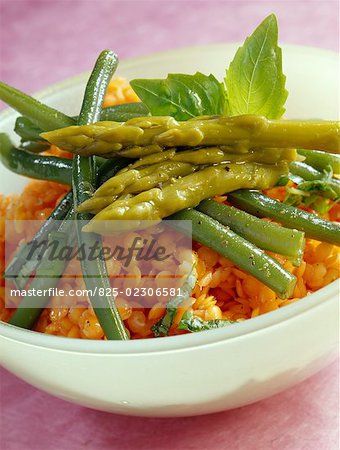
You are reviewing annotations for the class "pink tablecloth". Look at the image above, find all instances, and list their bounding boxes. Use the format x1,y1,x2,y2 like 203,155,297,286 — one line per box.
0,1,339,449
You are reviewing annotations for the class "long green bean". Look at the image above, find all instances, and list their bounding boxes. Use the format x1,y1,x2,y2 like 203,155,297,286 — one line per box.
0,81,75,131
14,117,50,153
197,199,305,265
8,209,75,329
0,133,72,184
96,157,130,185
0,132,130,186
19,141,50,154
290,161,324,181
4,156,129,292
73,50,129,340
229,190,340,245
297,149,340,174
100,102,150,121
169,209,296,298
5,191,73,289
14,116,46,143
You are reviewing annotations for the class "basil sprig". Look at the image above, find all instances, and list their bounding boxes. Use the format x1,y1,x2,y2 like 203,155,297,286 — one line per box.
130,14,287,120
224,14,287,119
131,73,224,120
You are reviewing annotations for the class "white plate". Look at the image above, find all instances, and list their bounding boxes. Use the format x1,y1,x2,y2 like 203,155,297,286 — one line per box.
0,44,339,417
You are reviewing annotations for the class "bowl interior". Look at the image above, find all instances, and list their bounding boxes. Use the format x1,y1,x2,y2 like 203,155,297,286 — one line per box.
0,43,339,352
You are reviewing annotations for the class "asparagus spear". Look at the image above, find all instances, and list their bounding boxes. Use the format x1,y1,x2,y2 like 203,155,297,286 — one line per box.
128,147,297,168
79,146,297,213
82,162,288,232
78,161,197,213
41,115,340,157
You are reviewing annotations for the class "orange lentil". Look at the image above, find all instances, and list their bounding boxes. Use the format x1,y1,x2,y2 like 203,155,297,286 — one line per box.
79,310,104,340
127,311,147,334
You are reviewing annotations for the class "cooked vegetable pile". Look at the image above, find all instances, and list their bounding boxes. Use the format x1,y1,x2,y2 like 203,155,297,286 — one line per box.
0,14,339,339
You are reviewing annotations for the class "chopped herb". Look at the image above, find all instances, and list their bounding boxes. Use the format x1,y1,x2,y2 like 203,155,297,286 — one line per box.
178,311,234,332
152,267,197,337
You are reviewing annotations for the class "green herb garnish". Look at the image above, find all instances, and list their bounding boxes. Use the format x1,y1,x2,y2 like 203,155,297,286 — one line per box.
131,15,288,120
151,268,197,337
130,73,224,120
178,311,234,332
284,165,340,214
224,14,287,119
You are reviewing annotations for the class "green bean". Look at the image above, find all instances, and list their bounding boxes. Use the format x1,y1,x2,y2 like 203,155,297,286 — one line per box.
100,102,150,121
14,116,52,153
8,209,75,329
290,161,340,197
197,199,305,265
290,161,324,181
5,191,73,289
14,116,46,143
0,133,72,184
0,132,130,186
0,81,75,131
169,209,296,298
4,155,129,293
97,156,130,185
73,50,128,340
297,149,340,174
229,190,340,246
19,141,50,154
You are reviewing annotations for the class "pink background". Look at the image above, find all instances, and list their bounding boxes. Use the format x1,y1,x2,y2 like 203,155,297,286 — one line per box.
0,1,339,449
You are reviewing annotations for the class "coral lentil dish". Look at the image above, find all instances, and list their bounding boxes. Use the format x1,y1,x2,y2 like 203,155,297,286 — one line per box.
0,14,339,341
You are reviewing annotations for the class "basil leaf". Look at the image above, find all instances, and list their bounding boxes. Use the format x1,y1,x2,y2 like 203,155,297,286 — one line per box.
224,14,288,119
130,73,225,120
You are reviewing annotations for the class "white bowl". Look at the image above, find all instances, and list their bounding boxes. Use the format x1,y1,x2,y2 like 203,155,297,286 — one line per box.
0,44,339,417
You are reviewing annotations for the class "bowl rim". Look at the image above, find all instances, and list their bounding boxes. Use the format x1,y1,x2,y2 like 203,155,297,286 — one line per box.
0,280,338,353
0,43,338,354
